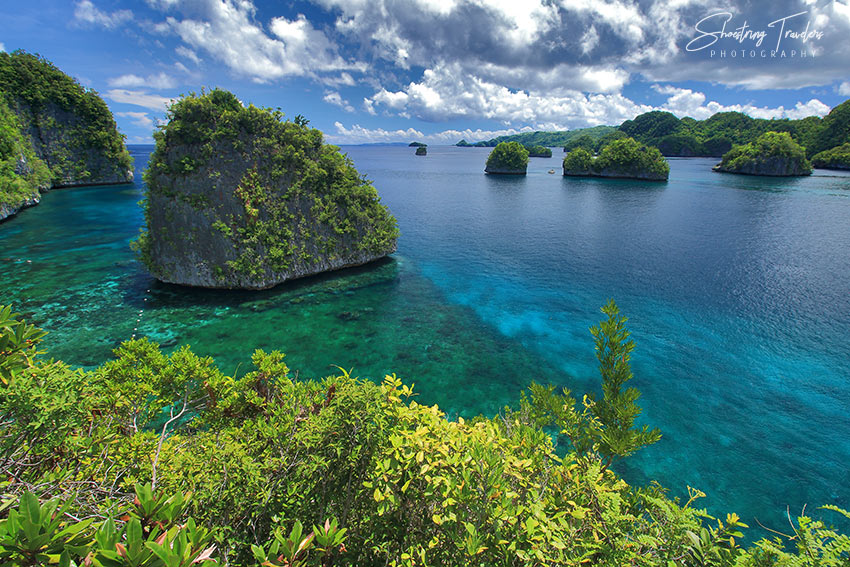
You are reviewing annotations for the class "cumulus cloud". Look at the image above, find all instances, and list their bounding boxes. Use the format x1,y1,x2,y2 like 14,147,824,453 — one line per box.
108,72,177,89
116,111,155,129
365,63,649,126
652,84,831,120
73,0,133,29
150,0,364,82
105,89,173,111
323,92,355,113
317,0,845,89
0,43,5,52
328,122,548,145
328,122,425,144
840,81,850,96
134,0,845,131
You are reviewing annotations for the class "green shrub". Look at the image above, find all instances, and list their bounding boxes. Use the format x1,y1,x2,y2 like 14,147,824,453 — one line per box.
1,304,849,566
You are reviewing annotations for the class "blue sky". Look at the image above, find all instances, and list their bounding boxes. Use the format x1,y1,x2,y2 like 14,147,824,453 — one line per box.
1,0,849,144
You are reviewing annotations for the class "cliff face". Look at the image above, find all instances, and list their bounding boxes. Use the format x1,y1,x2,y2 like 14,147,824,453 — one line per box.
0,98,51,221
0,51,133,221
13,100,133,187
563,166,668,181
139,89,398,290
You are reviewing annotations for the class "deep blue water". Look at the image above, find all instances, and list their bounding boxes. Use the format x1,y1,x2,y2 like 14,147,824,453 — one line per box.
1,144,849,538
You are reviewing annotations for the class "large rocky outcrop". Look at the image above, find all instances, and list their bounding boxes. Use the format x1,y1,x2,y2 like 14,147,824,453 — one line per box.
0,51,132,221
485,141,528,175
13,100,133,187
563,139,670,181
713,132,812,177
138,89,398,290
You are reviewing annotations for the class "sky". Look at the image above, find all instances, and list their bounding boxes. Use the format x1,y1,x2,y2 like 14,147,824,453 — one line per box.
1,0,849,144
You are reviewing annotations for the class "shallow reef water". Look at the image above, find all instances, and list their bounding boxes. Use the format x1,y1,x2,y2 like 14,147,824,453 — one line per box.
2,144,850,539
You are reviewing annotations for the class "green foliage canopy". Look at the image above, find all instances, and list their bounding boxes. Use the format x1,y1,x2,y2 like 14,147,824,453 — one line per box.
1,305,849,566
139,88,398,284
0,50,132,182
485,141,529,172
811,142,850,170
716,131,812,175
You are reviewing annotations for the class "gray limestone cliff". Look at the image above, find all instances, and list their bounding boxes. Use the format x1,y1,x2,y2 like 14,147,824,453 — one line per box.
137,89,398,290
0,51,133,221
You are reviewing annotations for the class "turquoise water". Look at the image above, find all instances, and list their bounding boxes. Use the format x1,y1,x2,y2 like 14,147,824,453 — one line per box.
1,144,849,537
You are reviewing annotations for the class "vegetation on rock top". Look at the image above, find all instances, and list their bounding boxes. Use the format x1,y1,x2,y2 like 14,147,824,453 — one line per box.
524,144,552,158
714,132,812,176
0,50,132,184
564,137,670,180
811,142,850,170
485,141,529,174
138,88,398,289
808,99,850,156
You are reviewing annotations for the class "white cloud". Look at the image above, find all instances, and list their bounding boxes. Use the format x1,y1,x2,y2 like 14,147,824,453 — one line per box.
328,122,424,144
323,92,355,113
840,82,850,96
105,89,173,111
108,72,177,89
328,122,547,145
73,0,133,29
175,45,200,64
366,63,649,126
152,0,364,82
652,84,831,120
116,111,155,129
0,43,5,52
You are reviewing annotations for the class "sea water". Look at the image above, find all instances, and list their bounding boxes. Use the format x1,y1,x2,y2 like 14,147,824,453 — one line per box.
1,144,849,538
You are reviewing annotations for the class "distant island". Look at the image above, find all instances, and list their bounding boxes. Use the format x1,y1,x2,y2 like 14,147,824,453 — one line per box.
713,132,812,177
525,145,552,158
409,141,427,147
485,141,528,174
812,142,850,170
0,50,132,220
138,89,398,290
563,137,669,181
457,99,850,163
458,125,615,148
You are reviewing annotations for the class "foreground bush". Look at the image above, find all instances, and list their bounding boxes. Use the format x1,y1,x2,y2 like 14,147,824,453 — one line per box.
0,304,848,566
